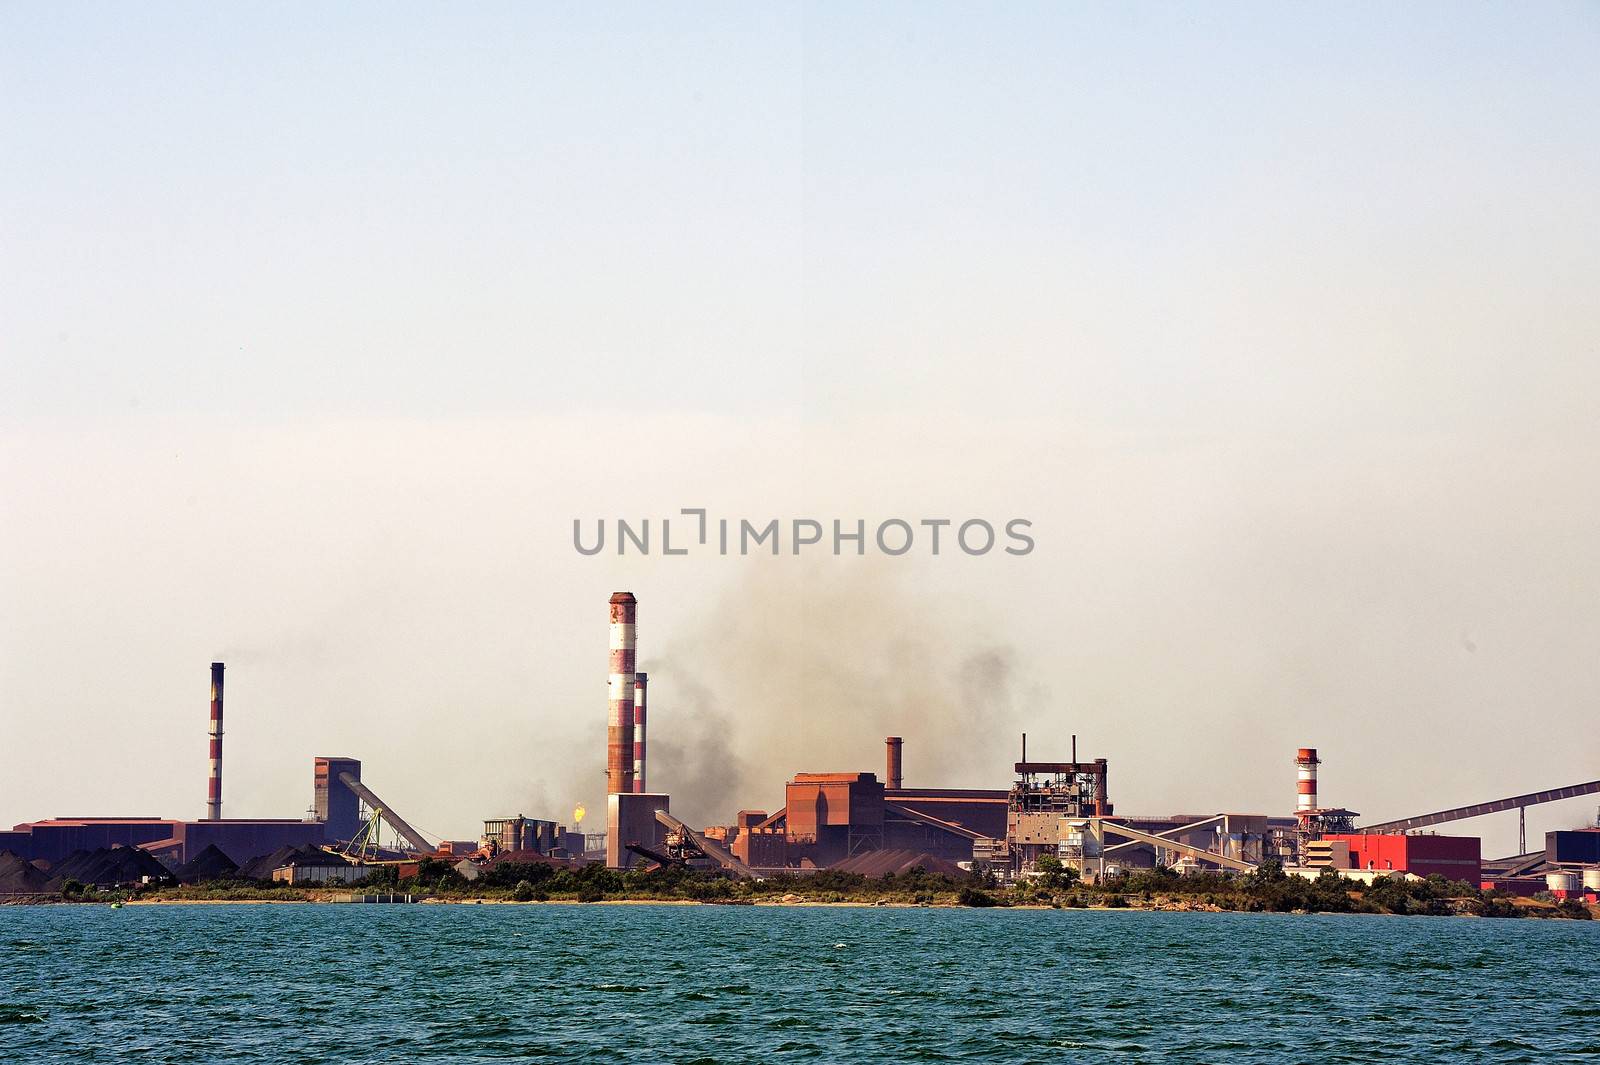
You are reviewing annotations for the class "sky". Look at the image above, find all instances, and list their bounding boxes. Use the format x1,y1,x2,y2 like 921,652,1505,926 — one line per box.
2,5,1598,856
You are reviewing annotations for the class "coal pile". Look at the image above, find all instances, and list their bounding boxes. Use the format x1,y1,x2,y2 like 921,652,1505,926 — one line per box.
45,849,93,881
236,845,337,881
0,851,53,894
829,849,967,878
151,850,184,875
236,845,304,881
45,845,173,888
175,844,239,883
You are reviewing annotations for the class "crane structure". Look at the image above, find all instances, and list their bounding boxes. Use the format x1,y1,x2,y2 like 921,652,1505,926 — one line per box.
335,771,434,854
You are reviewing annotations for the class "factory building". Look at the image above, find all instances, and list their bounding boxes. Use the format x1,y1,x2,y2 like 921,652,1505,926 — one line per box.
725,740,1007,871
608,792,671,869
481,816,566,856
1546,828,1600,866
722,738,1279,877
270,851,359,885
726,775,987,870
0,753,370,869
15,601,1583,896
473,816,583,862
884,792,1007,840
314,757,365,842
786,773,887,863
0,666,411,868
0,816,325,868
1007,749,1112,871
881,740,1009,843
996,740,1314,878
592,603,999,874
730,811,787,868
1479,830,1600,897
0,754,432,870
1323,833,1481,882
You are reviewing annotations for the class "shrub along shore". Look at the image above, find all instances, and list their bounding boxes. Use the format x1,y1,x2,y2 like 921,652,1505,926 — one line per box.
21,857,1595,919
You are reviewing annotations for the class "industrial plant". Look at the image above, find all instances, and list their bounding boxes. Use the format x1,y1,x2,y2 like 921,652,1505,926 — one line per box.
3,590,1599,905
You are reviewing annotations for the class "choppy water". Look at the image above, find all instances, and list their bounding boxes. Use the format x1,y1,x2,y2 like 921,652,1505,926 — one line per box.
3,903,1597,1062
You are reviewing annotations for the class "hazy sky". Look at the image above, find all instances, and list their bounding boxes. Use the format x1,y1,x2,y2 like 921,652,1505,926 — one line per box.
3,5,1598,855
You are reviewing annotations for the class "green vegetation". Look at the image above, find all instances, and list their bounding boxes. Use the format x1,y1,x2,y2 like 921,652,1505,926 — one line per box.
957,885,1000,907
151,882,315,902
1033,854,1080,892
126,857,1592,920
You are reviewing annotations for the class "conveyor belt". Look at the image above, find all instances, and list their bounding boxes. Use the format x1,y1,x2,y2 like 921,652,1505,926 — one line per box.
1361,780,1600,834
338,771,433,854
654,809,757,879
1098,821,1258,872
1103,814,1225,854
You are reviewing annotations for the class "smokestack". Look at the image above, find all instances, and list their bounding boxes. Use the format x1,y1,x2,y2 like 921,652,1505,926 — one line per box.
206,662,224,821
1296,747,1320,820
632,672,648,793
885,736,903,790
607,593,637,795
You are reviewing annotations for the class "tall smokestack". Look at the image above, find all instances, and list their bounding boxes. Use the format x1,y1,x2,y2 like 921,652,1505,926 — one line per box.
1296,747,1320,821
632,672,648,793
886,736,903,790
206,662,225,821
607,593,637,795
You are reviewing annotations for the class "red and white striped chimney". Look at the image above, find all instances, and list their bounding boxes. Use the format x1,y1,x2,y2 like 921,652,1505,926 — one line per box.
207,662,225,821
1295,747,1319,821
607,593,637,795
633,672,648,793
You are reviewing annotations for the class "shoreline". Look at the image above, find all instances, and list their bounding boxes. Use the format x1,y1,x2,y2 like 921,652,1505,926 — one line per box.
11,895,1588,920
12,864,1593,921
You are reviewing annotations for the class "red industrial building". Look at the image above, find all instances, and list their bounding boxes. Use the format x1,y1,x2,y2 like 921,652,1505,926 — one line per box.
1324,833,1481,882
729,772,994,869
727,740,1011,870
887,787,1008,841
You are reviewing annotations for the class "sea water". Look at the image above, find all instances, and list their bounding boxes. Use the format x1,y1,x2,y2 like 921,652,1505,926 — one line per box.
3,903,1596,1062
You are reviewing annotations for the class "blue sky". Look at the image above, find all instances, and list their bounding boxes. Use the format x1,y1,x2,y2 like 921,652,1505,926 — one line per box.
2,6,1598,849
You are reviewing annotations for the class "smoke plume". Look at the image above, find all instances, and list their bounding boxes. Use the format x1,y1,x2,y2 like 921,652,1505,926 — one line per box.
645,560,1039,827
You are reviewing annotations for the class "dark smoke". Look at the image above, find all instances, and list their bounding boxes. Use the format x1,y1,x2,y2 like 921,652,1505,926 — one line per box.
646,561,1040,827
640,671,748,829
